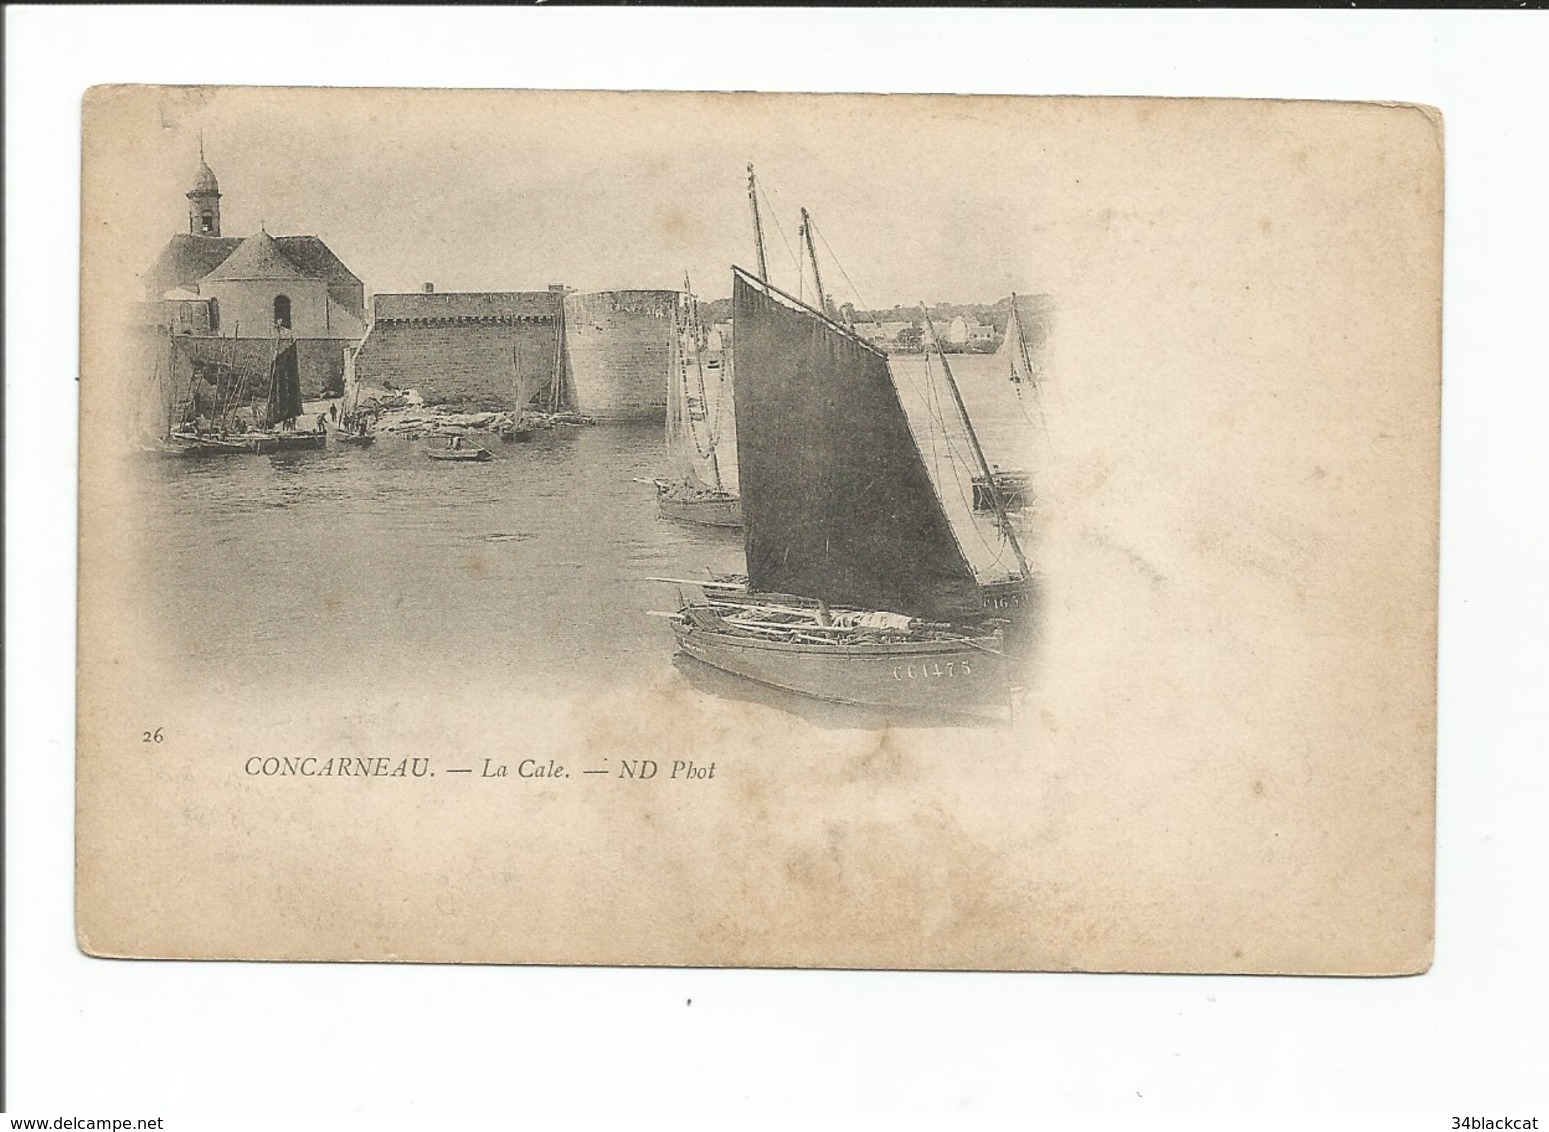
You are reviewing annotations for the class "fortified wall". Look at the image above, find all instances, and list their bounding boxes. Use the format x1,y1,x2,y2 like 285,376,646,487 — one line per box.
351,286,679,422
353,289,564,410
562,290,675,422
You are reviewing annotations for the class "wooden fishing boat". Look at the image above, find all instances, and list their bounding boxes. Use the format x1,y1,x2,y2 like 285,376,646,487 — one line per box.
165,429,262,457
656,189,1033,713
654,272,741,528
333,379,379,446
164,325,325,456
654,583,1011,709
654,480,742,528
670,603,1009,711
962,293,1046,513
426,435,492,462
257,428,327,453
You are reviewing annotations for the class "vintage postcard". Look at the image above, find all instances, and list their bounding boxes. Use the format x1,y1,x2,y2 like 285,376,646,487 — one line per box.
77,88,1441,973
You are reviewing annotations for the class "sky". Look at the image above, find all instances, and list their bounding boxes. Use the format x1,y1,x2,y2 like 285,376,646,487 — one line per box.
90,87,1070,307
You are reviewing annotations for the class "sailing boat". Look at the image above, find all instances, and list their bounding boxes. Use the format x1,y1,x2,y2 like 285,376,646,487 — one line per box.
251,328,326,452
658,258,1033,714
499,334,534,442
970,294,1043,512
164,326,266,456
333,345,377,446
653,274,741,528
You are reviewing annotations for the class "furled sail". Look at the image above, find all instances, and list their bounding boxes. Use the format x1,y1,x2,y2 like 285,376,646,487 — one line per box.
731,267,985,621
665,291,723,494
267,337,304,425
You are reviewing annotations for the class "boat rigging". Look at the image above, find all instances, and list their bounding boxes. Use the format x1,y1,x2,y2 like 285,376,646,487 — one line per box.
654,243,1032,715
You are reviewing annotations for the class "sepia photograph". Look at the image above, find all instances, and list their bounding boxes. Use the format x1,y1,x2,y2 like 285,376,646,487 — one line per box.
13,4,1549,1117
77,86,1440,975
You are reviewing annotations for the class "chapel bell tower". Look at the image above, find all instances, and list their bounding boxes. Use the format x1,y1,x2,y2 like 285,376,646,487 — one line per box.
186,137,221,237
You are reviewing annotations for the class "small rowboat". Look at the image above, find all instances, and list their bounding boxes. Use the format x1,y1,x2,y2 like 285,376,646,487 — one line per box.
427,438,492,462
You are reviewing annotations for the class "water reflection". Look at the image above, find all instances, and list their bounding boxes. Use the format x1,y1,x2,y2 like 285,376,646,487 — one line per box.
670,653,1014,732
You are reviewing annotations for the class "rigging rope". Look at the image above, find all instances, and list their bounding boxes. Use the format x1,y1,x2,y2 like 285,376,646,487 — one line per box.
920,337,1016,577
811,219,873,325
757,184,803,299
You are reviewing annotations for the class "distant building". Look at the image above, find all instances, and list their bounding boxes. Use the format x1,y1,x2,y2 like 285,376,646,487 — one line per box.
852,320,919,351
137,150,367,399
944,315,996,351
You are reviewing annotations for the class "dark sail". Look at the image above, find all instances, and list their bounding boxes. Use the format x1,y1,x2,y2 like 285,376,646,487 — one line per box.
267,339,304,425
731,268,982,621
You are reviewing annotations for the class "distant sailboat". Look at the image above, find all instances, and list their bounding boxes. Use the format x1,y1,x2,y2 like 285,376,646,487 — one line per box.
658,260,1032,715
968,294,1044,512
334,347,377,445
653,274,741,528
499,333,534,442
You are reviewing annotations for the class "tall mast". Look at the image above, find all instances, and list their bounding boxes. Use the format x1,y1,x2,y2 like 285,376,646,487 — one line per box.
682,272,723,491
512,332,522,410
165,319,176,434
746,163,769,282
666,290,683,451
799,208,827,316
549,289,566,413
921,308,1030,580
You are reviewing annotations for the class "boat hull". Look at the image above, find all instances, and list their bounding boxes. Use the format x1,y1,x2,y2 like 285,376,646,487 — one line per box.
166,433,255,457
255,430,327,454
167,429,326,456
669,615,1010,711
655,487,743,528
426,448,492,462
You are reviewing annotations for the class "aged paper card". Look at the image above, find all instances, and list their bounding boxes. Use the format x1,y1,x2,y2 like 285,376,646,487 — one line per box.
77,88,1440,973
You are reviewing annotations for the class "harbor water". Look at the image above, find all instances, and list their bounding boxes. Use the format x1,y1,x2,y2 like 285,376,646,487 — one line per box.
128,355,1039,708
